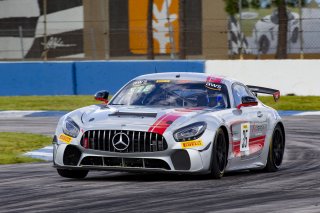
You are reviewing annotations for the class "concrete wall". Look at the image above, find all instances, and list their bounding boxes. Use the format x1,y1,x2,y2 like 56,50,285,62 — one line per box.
206,60,320,96
0,61,204,96
1,60,319,96
0,62,75,96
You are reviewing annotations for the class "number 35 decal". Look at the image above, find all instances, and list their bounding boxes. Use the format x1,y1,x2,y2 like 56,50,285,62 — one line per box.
240,123,250,152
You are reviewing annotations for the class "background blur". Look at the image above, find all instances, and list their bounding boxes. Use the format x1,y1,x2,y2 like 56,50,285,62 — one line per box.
1,0,320,61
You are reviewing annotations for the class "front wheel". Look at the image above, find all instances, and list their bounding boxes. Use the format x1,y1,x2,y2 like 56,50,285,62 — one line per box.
57,168,89,179
264,125,285,172
210,128,227,179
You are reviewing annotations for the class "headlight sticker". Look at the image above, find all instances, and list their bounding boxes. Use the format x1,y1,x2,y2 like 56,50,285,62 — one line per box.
181,139,204,149
58,134,73,144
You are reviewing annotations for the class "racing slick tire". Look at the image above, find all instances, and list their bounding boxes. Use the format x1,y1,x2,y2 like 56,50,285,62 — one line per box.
291,27,299,43
264,125,285,172
210,128,227,179
259,35,270,54
57,169,89,179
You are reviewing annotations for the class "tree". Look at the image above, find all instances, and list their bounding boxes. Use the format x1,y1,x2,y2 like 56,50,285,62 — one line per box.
224,0,289,59
147,0,154,59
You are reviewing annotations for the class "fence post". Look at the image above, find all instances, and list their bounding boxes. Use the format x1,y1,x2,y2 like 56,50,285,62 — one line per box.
165,0,176,59
90,28,97,59
299,0,304,59
42,0,48,61
238,0,243,59
18,26,24,60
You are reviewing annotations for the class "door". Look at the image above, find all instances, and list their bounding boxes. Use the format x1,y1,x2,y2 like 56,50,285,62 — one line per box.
229,83,268,160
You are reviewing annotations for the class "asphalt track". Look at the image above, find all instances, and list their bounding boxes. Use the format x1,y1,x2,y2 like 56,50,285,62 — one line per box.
0,116,319,212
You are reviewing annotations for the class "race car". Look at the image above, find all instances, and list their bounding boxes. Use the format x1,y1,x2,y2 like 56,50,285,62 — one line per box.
253,10,299,54
53,72,285,179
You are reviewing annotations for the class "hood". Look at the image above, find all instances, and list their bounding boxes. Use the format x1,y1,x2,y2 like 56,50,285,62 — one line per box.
80,105,211,134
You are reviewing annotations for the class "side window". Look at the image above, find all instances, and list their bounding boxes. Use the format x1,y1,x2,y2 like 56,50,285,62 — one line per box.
232,84,253,107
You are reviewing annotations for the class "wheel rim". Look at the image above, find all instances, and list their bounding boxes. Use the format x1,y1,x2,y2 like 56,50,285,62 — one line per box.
272,129,284,167
216,133,227,172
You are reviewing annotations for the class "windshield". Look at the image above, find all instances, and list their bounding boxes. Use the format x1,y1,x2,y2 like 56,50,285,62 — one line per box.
110,79,230,108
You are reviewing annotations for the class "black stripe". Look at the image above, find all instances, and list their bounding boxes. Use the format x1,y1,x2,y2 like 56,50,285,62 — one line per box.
37,0,82,15
109,112,157,118
0,17,38,37
25,29,83,58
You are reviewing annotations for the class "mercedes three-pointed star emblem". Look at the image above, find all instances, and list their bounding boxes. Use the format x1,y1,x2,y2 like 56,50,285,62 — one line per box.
112,132,130,151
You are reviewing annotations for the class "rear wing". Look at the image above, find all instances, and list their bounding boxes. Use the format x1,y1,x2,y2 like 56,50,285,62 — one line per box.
246,85,280,102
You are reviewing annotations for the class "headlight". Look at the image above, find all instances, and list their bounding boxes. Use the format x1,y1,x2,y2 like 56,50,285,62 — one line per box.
62,117,80,138
173,122,206,142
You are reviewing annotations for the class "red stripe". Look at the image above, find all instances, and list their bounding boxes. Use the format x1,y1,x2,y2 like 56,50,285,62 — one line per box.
148,112,185,135
232,135,266,156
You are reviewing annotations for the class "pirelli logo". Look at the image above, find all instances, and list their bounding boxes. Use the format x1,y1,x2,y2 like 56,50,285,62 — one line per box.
181,139,203,149
58,134,72,144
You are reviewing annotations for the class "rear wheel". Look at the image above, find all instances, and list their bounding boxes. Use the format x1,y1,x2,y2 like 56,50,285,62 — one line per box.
210,129,227,179
259,35,270,54
57,169,89,179
264,125,285,172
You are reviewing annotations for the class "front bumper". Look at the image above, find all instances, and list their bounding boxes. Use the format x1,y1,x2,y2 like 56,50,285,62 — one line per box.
53,142,212,174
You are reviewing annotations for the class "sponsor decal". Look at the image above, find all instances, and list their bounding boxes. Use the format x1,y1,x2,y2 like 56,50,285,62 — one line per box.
176,80,191,84
181,139,203,149
240,123,250,152
205,82,222,91
156,79,171,83
251,123,267,136
206,76,223,83
58,134,72,144
133,80,148,86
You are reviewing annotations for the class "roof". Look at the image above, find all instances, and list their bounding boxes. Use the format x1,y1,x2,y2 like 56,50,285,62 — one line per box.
134,72,235,84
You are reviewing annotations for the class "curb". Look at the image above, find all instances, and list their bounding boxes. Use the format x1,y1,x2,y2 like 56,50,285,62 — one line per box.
0,110,67,118
24,146,53,161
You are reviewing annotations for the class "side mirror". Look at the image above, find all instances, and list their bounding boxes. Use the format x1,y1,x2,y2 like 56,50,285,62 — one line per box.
237,96,258,109
94,90,109,104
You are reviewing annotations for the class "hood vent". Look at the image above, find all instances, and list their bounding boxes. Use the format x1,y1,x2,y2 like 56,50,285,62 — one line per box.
109,111,157,118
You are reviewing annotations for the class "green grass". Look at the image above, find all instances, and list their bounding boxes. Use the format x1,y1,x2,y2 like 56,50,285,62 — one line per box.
0,95,319,111
0,132,52,164
258,96,320,111
0,95,98,111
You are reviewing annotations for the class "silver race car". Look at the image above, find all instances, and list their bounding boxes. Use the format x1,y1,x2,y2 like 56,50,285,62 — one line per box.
53,72,285,179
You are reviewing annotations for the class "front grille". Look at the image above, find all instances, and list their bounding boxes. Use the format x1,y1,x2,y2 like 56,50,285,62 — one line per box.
80,130,168,152
80,156,171,170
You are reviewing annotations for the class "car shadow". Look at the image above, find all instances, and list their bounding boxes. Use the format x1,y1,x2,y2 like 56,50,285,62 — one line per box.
67,169,265,182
